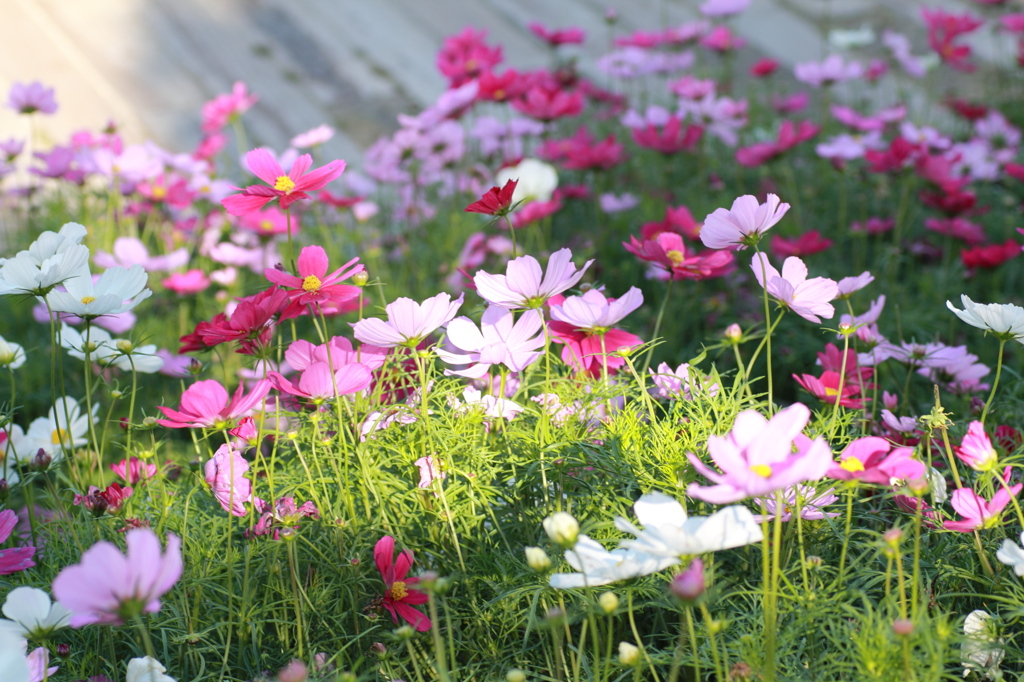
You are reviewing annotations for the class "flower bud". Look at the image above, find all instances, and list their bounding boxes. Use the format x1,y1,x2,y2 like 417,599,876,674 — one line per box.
724,323,742,343
369,642,387,658
30,449,51,472
525,546,552,572
141,416,159,428
188,358,205,376
884,527,903,547
506,669,527,682
115,339,134,354
394,625,414,640
542,512,579,548
276,660,308,682
56,644,70,658
669,559,705,603
598,591,620,614
419,570,440,592
729,662,753,680
618,642,640,667
110,389,123,400
892,619,914,636
352,271,369,286
805,555,823,570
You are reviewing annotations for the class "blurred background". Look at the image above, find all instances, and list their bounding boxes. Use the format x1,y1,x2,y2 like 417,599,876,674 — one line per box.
0,0,1016,166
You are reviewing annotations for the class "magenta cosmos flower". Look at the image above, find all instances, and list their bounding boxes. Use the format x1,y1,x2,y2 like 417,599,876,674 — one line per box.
474,248,594,310
156,379,271,429
7,81,57,115
351,293,464,348
374,536,431,632
827,436,925,485
264,246,363,307
204,443,252,517
751,253,838,323
222,148,346,215
956,421,998,472
52,528,182,627
548,287,644,377
687,403,833,504
701,194,790,250
0,509,35,575
944,468,1022,532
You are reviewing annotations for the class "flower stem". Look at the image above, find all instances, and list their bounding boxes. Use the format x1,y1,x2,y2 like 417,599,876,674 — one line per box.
641,277,675,375
981,338,1006,426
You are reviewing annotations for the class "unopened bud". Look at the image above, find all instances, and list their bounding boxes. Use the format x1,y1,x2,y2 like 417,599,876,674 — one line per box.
276,660,308,682
352,271,369,286
525,546,551,572
369,642,387,658
892,619,914,636
806,556,823,569
724,323,742,342
188,359,204,376
394,625,414,640
598,591,620,614
506,669,527,682
141,416,158,428
115,339,134,354
884,527,903,547
110,389,123,400
56,643,70,658
31,449,51,472
542,512,579,548
419,570,440,591
669,559,705,603
618,642,640,667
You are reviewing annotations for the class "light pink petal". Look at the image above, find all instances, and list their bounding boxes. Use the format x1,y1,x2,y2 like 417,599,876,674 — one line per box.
505,256,544,297
287,154,313,181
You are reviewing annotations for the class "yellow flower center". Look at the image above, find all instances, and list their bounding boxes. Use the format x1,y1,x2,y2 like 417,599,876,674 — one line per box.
151,186,167,200
840,457,865,473
666,250,685,265
825,387,839,397
388,581,408,601
750,464,773,478
259,220,274,231
302,275,322,293
274,175,296,193
80,296,96,305
51,428,68,446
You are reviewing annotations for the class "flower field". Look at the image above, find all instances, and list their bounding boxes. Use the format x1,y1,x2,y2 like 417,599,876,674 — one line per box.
3,1,1024,680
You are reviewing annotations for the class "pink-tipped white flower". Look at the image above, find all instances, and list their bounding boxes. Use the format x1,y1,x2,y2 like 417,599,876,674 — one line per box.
474,248,593,310
751,253,838,323
351,293,464,348
437,306,545,378
701,194,790,250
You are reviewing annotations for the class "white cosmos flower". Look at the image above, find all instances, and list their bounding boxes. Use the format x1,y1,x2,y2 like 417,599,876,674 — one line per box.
0,587,70,641
0,336,26,369
0,245,90,297
1,426,33,482
126,656,177,682
0,631,30,682
962,610,1004,679
615,492,764,558
947,295,1024,342
548,534,678,589
495,158,558,204
59,325,163,374
46,264,151,319
24,397,95,459
996,532,1024,577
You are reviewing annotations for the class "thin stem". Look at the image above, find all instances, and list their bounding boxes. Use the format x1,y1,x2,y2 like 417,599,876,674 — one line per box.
641,278,675,375
981,338,1006,426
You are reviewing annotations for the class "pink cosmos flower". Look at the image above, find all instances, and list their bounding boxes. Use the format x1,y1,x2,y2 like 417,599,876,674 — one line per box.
836,271,874,297
204,443,252,517
624,232,734,281
162,270,210,295
474,248,593,309
0,509,35,575
94,237,189,273
201,81,258,133
794,54,863,87
7,81,57,115
548,288,644,377
264,246,363,307
352,293,464,348
156,379,271,429
699,0,750,16
290,124,335,149
700,25,745,52
415,456,445,488
827,436,925,485
944,468,1021,532
956,421,998,472
250,497,318,539
436,306,544,378
793,370,864,409
110,457,158,485
222,148,346,215
374,536,431,631
268,361,372,404
751,253,838,323
52,528,182,626
649,362,719,400
701,194,790,250
770,231,834,258
686,403,833,504
528,22,586,46
753,485,839,523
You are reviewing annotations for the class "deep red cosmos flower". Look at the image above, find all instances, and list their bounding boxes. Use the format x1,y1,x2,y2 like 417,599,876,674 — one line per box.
465,179,518,216
374,535,431,632
961,239,1020,270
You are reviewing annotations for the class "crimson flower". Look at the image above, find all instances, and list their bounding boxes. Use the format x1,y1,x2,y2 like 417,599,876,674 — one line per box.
476,69,525,103
922,8,983,72
623,233,734,281
374,535,431,631
222,148,346,215
736,120,819,167
771,230,834,258
265,245,364,307
188,287,302,355
73,483,134,516
465,179,518,216
512,84,584,122
961,239,1019,270
632,117,703,155
528,22,586,46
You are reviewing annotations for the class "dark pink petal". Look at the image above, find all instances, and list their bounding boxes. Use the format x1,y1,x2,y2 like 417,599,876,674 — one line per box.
394,600,431,631
222,193,274,216
295,159,346,192
393,548,414,581
246,148,286,185
287,154,313,181
374,535,396,583
297,246,329,279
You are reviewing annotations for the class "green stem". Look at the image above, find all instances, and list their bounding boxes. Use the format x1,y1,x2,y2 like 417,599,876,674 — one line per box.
641,278,675,375
980,338,1006,426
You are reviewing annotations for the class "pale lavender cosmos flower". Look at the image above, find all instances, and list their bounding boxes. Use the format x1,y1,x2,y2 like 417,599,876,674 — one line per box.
751,253,838,323
450,387,524,421
816,131,885,161
794,55,863,87
94,237,189,273
753,485,840,523
699,0,750,17
351,293,464,348
549,287,644,331
701,194,789,250
687,403,833,504
599,193,639,214
52,528,182,627
204,443,252,517
836,271,874,298
649,362,719,400
881,409,918,434
437,306,545,378
474,248,593,310
0,139,24,162
7,82,57,115
290,124,335,149
882,31,928,78
415,456,445,489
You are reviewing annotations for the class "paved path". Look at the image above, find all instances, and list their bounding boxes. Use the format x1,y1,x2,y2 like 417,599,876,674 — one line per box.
0,0,1015,165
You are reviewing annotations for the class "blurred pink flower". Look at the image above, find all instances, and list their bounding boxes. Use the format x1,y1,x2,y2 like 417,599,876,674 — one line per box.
7,81,57,115
223,148,345,215
700,0,750,16
201,81,257,133
751,253,838,323
162,270,210,295
687,403,832,504
794,54,863,87
753,485,839,523
110,457,157,485
0,509,35,575
204,443,252,517
52,528,182,626
156,379,271,429
415,456,445,488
